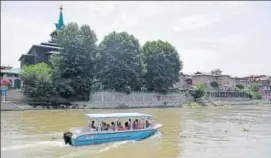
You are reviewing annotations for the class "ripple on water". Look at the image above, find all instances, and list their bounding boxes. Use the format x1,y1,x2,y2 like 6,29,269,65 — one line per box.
179,105,271,158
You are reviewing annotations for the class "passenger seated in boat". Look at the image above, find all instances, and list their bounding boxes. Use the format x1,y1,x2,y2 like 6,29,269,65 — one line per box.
133,119,143,129
117,121,124,130
132,120,137,130
145,120,150,128
105,124,110,131
124,122,129,130
101,122,107,131
137,120,144,129
110,122,116,131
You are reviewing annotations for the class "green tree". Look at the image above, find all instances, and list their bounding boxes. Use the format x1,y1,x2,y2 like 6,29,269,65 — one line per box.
235,84,244,90
242,87,253,99
234,87,241,92
210,81,219,88
97,31,144,92
53,22,98,100
188,82,206,101
247,83,263,100
251,83,261,92
141,40,182,93
254,91,263,100
20,63,54,105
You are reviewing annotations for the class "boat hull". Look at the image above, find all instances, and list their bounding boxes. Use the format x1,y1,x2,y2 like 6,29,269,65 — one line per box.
71,128,159,146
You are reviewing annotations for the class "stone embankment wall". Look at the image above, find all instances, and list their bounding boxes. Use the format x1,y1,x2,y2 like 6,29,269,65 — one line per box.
73,92,186,108
5,89,27,102
208,97,250,101
0,102,23,111
73,91,250,108
212,100,271,106
2,90,253,110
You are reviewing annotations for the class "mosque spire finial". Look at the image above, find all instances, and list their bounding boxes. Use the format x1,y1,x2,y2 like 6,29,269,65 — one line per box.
55,5,64,30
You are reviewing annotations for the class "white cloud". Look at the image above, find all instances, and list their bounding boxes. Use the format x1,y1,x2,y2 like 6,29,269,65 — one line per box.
62,1,119,16
1,1,271,76
179,48,221,74
111,12,140,30
111,2,165,30
220,34,246,46
1,12,52,67
172,15,219,32
136,2,165,18
226,1,245,7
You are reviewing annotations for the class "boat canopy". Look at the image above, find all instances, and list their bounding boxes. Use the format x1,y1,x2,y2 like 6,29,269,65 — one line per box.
85,113,152,119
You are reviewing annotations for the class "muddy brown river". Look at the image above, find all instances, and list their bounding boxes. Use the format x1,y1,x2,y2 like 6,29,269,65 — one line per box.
1,105,271,158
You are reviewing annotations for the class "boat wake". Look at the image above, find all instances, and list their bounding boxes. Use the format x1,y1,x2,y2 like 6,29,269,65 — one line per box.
1,140,67,152
149,131,162,140
59,140,133,158
2,132,63,140
96,140,134,154
2,132,162,156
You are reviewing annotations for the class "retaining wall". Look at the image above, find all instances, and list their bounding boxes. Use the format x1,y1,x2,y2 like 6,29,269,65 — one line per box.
73,92,186,108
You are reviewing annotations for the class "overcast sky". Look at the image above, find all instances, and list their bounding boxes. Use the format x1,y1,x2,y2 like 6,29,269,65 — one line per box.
1,1,271,77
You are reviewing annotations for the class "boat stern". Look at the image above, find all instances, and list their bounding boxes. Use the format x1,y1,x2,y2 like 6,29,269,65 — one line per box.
63,131,73,145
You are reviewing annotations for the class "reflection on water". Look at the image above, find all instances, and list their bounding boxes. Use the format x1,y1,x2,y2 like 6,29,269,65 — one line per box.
1,105,271,158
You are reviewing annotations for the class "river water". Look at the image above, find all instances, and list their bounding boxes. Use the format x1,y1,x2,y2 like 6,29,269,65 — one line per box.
1,105,271,158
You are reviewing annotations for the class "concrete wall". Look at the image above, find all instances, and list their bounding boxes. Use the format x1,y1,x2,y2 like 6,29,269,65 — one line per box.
2,89,253,110
73,92,186,108
212,100,271,105
5,89,27,102
208,97,250,101
0,102,23,111
74,91,250,108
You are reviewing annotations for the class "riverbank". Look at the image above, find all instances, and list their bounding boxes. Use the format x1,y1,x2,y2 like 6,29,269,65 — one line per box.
1,99,270,111
0,102,183,111
0,102,86,111
211,100,271,106
0,101,183,111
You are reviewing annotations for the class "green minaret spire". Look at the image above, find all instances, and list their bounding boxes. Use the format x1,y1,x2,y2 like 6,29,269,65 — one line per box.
55,5,64,30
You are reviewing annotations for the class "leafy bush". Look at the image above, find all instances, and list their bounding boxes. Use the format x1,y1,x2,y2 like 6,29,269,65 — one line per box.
254,91,263,100
251,83,261,92
235,84,244,90
20,63,54,104
188,82,206,101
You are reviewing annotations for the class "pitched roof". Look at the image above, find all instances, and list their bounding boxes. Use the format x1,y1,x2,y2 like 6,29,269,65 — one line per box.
19,44,62,61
